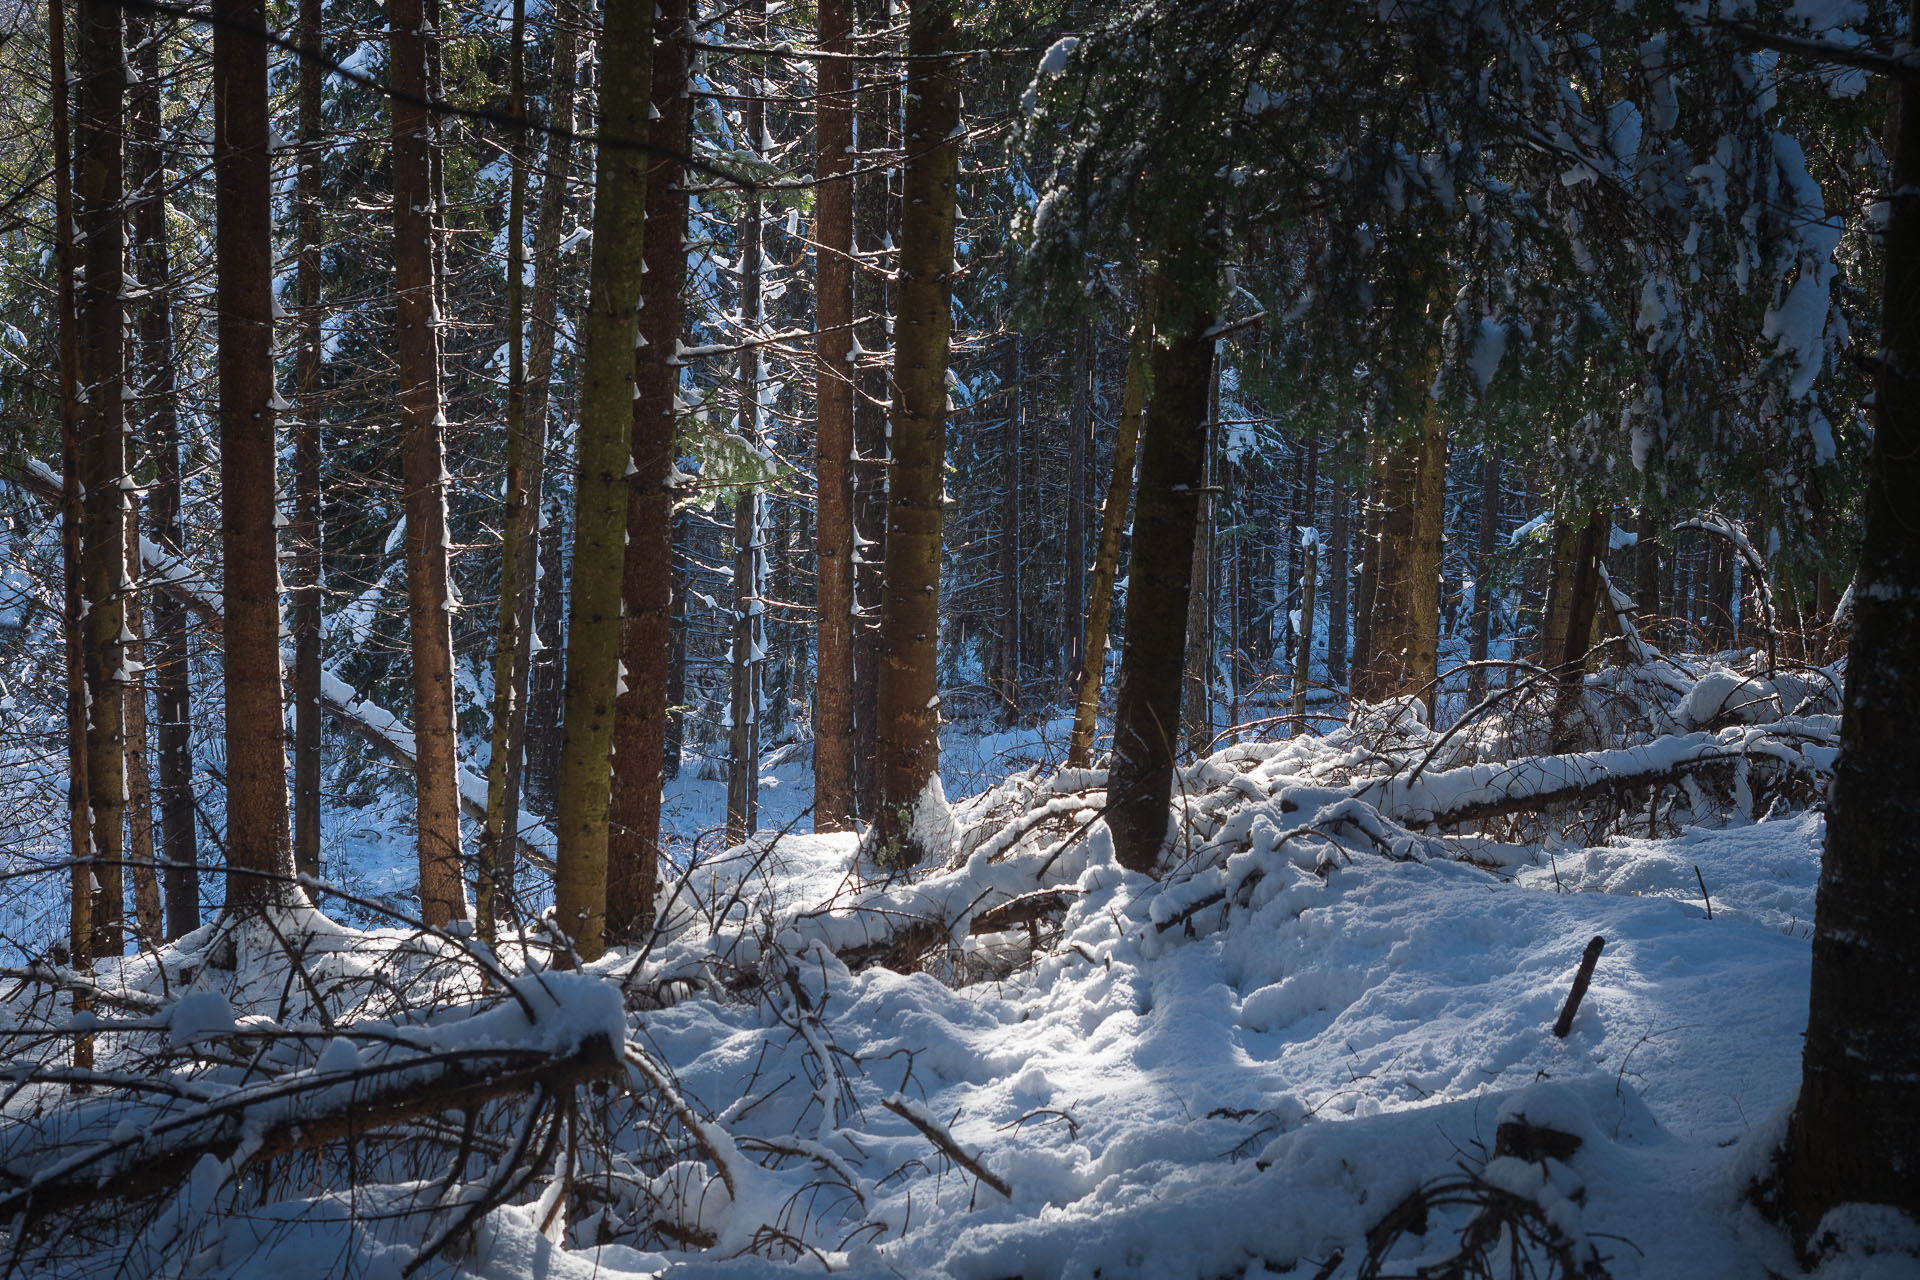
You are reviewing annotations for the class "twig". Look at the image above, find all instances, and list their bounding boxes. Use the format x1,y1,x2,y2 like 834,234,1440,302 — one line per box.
1694,865,1713,920
1553,936,1605,1039
881,1096,1011,1199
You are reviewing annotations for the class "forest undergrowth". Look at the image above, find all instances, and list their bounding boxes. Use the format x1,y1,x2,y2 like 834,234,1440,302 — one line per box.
0,646,1861,1279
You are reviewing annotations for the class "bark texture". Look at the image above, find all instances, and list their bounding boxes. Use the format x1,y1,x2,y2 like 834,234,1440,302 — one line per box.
611,0,689,942
871,0,960,866
1467,447,1500,704
554,0,656,962
1353,376,1446,716
214,0,296,909
812,0,858,831
291,0,325,881
1107,288,1214,875
391,0,465,926
1780,34,1920,1243
1068,304,1155,768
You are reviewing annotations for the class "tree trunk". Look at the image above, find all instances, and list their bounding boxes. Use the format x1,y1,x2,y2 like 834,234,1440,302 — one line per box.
77,0,127,957
123,504,162,946
726,5,767,845
1635,483,1663,649
1327,481,1350,689
871,0,960,866
51,0,94,1075
1350,441,1385,695
391,0,464,927
1291,535,1318,729
553,0,656,962
812,0,857,832
126,4,199,938
1180,346,1219,757
994,337,1022,727
1549,509,1608,754
513,0,577,837
1107,280,1213,875
1467,446,1500,703
1781,20,1920,1239
666,508,690,776
215,0,296,910
1063,322,1090,699
609,0,689,941
1706,540,1735,651
1068,302,1155,768
851,1,896,819
290,0,325,883
1537,515,1576,667
1356,368,1447,717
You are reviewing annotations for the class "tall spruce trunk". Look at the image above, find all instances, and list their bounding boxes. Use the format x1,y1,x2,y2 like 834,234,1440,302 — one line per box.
76,0,127,956
1467,446,1500,704
1107,278,1214,875
122,505,161,944
994,337,1022,726
871,0,960,865
390,0,465,926
812,0,857,831
1180,346,1220,757
477,0,531,941
1068,302,1155,768
1548,509,1607,754
1635,478,1663,646
512,0,577,836
214,0,296,910
1327,481,1350,688
851,0,896,817
51,0,94,1066
127,6,199,937
1291,535,1318,729
611,0,690,939
1349,441,1385,694
1780,30,1920,1242
1063,322,1090,698
552,0,655,962
726,6,767,845
290,0,325,881
1357,374,1447,718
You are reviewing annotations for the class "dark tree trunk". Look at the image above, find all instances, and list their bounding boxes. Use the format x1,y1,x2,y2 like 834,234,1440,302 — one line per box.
1107,282,1214,875
1063,322,1090,699
871,0,960,865
995,337,1022,727
609,0,689,940
726,3,766,845
1467,446,1500,703
1350,441,1384,694
1069,302,1154,768
851,0,896,818
77,0,127,955
554,0,656,962
290,0,325,882
214,0,296,910
1180,346,1219,757
391,0,464,927
516,0,578,828
126,5,199,937
1327,481,1350,688
812,0,857,831
1781,34,1920,1243
1549,509,1608,754
1357,374,1446,717
1635,478,1663,647
1706,540,1735,651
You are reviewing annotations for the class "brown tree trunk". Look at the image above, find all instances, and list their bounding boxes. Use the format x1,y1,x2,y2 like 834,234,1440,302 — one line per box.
610,0,689,940
1291,535,1318,729
1068,303,1154,768
851,1,895,818
553,0,656,962
123,503,162,946
994,337,1022,727
871,0,960,865
1781,17,1920,1237
77,0,127,957
290,0,325,882
1107,277,1213,875
511,0,577,843
1063,322,1091,700
812,0,857,832
1349,441,1385,696
1467,446,1500,703
1357,367,1447,717
478,0,531,941
1635,481,1663,648
726,4,766,846
1180,345,1219,757
127,4,199,938
391,0,464,926
1549,509,1608,754
215,0,296,910
1327,480,1351,689
51,0,94,1075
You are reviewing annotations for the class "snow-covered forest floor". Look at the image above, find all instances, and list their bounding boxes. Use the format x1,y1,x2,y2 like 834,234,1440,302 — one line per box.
3,654,1908,1279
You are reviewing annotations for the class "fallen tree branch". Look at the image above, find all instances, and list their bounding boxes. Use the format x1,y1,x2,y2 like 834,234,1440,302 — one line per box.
882,1096,1011,1199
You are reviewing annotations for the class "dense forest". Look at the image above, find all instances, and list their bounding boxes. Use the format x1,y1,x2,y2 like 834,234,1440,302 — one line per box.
0,0,1915,1274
